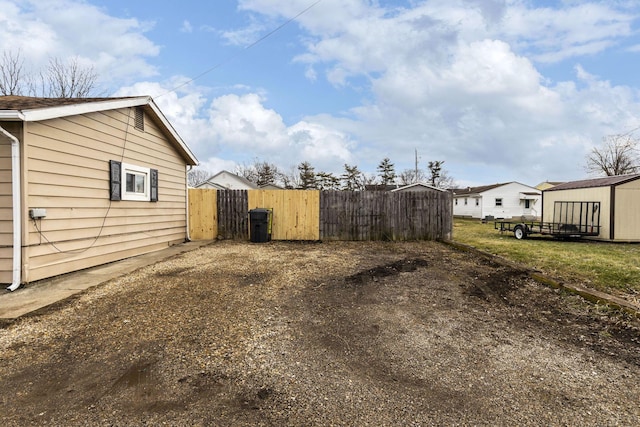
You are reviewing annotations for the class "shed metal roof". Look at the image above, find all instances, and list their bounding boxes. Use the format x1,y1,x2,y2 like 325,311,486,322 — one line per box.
545,174,640,191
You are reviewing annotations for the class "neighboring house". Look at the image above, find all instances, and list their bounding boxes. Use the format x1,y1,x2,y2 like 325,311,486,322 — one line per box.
453,182,541,219
391,183,447,193
542,173,640,242
536,181,564,191
0,95,198,290
195,170,258,189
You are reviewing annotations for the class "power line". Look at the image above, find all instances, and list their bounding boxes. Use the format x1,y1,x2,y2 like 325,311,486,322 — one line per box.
155,0,325,99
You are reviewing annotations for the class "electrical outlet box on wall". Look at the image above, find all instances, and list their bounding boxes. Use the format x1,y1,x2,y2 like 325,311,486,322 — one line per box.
29,208,47,219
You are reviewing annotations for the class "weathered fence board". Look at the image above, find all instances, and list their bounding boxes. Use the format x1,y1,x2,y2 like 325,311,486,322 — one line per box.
319,190,452,241
188,189,452,241
248,190,320,240
217,190,248,240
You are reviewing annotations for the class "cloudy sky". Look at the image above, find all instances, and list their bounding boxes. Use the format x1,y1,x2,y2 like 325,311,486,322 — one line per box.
2,0,640,187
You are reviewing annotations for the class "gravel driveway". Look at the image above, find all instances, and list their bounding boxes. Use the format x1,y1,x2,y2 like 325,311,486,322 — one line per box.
1,240,639,426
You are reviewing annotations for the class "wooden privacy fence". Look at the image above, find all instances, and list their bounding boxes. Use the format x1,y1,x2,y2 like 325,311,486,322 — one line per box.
188,189,452,241
319,190,452,241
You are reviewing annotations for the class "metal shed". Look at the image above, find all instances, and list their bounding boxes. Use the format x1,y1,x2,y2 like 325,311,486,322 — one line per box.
542,173,640,242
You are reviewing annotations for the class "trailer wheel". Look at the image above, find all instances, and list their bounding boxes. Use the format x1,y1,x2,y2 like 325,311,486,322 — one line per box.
513,224,527,240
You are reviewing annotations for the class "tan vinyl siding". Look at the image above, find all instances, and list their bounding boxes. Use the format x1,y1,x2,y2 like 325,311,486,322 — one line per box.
0,121,21,283
23,107,188,282
543,187,611,240
614,180,640,241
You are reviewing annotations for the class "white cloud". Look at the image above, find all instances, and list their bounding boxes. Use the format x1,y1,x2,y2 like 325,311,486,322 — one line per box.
205,93,354,171
0,0,160,89
181,20,193,33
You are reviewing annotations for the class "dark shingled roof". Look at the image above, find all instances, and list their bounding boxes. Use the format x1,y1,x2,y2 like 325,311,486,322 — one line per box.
545,173,640,191
0,95,141,111
452,183,508,195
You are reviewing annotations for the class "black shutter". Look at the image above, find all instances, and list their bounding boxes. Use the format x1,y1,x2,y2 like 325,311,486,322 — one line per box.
150,168,158,202
110,160,121,201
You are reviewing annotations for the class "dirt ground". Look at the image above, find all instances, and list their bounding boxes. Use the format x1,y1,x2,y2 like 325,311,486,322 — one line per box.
1,240,639,426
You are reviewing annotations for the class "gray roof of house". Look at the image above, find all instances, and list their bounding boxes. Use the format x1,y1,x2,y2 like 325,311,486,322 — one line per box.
452,183,508,196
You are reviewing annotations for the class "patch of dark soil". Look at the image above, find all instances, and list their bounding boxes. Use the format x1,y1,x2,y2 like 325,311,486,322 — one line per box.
466,268,528,302
345,258,429,285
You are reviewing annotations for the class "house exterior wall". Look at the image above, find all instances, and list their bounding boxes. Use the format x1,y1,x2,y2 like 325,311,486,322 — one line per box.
542,187,612,240
453,196,482,218
0,121,21,283
481,183,541,219
454,183,541,219
613,179,640,241
21,107,189,283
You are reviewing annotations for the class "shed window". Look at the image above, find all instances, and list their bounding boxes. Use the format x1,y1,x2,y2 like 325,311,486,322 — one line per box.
475,199,479,206
134,107,144,131
464,198,468,205
495,198,503,207
455,199,458,206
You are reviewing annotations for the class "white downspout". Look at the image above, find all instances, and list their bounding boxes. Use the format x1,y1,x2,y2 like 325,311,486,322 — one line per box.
185,165,192,242
0,125,22,291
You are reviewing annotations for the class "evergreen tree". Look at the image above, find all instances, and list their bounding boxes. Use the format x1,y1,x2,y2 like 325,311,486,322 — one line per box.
316,171,341,190
341,164,364,191
427,161,444,187
255,161,280,187
297,161,317,189
377,157,396,185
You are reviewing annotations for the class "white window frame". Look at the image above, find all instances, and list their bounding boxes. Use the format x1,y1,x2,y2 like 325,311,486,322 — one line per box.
121,162,150,201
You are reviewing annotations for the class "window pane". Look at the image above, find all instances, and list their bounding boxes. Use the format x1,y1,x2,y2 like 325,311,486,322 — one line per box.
126,173,135,192
126,172,146,194
135,175,145,193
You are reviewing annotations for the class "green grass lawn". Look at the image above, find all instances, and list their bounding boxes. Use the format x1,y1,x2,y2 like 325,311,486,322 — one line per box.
451,218,640,296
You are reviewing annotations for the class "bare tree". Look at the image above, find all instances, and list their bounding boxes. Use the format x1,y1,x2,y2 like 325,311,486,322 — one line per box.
586,134,639,176
235,161,259,183
0,51,100,98
399,168,426,185
187,167,211,187
34,57,99,98
0,50,25,95
281,165,299,189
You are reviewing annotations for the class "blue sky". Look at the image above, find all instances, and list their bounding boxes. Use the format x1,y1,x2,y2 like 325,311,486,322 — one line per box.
2,0,640,187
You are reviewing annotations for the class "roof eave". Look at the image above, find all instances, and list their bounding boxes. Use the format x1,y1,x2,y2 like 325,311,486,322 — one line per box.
20,97,151,122
0,111,25,120
6,96,198,166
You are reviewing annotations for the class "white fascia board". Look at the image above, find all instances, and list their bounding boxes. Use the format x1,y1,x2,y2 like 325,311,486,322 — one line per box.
0,111,25,120
20,97,150,122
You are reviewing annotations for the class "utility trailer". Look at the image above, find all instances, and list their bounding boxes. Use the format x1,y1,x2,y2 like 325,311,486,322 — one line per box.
494,201,601,240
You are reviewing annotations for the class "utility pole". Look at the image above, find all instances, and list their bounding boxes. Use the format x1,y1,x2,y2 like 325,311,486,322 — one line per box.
415,149,419,183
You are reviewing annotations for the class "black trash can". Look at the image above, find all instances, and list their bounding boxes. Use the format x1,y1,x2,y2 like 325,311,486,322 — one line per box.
249,208,272,243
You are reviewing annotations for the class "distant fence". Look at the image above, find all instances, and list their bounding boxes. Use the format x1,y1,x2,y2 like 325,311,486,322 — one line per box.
188,189,452,241
320,190,452,241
